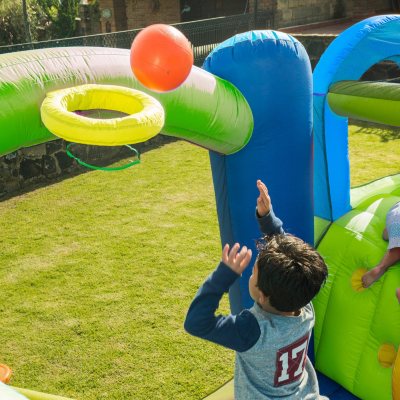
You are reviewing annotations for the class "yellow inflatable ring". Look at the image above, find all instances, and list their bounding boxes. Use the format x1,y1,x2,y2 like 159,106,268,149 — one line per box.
40,84,165,146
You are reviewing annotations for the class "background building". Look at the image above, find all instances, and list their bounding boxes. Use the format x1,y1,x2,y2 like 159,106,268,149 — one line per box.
95,0,395,33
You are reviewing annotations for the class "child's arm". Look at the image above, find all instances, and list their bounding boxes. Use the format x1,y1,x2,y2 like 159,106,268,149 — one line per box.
256,179,284,235
184,244,261,352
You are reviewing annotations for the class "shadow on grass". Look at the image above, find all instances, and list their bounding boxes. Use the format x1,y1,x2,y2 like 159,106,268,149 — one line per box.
0,135,178,203
350,120,400,142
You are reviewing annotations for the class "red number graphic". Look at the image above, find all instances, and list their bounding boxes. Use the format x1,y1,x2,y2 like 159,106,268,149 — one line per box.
274,334,309,386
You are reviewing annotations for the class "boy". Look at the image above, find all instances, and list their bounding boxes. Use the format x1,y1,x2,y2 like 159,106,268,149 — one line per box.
184,180,328,399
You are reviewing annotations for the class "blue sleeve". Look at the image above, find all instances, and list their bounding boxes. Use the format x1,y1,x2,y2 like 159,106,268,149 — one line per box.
256,206,284,235
184,262,261,352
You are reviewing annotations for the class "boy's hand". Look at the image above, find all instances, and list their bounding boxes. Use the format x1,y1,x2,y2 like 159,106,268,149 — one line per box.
256,179,272,217
222,243,252,275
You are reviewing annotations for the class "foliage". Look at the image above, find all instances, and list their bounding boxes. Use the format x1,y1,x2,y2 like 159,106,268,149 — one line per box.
333,0,346,19
30,1,55,41
0,0,51,45
36,0,59,23
0,1,24,45
51,0,80,39
0,0,81,46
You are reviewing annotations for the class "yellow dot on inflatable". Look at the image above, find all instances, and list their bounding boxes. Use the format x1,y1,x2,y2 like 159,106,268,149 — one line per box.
351,268,368,292
378,343,396,368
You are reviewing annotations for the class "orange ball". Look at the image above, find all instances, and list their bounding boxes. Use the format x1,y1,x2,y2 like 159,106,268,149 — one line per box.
0,364,12,384
130,24,194,92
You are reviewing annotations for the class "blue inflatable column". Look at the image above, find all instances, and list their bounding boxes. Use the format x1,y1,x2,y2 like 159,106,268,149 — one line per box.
204,31,313,313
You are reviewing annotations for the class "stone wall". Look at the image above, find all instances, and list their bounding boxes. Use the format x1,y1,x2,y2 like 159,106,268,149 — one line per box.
125,0,393,35
98,0,180,32
248,0,276,13
276,0,347,28
292,34,336,69
125,0,181,30
260,0,393,28
97,0,394,33
0,136,175,199
350,0,393,17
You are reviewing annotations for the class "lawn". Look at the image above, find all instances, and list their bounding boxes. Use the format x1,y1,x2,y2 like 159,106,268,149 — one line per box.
0,140,233,399
348,120,400,186
0,120,399,399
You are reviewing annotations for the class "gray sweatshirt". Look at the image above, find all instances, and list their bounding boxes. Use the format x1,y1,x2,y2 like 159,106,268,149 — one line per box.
185,208,328,399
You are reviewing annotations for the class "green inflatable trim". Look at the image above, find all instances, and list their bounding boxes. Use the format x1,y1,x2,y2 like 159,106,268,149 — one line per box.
350,173,400,209
13,387,74,400
202,379,233,400
0,47,253,157
327,80,400,126
314,216,331,245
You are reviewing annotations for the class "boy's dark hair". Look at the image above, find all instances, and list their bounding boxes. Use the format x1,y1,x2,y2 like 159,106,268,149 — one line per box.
256,234,328,312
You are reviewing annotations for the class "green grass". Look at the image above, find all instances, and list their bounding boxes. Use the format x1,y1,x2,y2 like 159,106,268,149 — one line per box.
0,140,233,399
349,121,400,187
0,120,399,399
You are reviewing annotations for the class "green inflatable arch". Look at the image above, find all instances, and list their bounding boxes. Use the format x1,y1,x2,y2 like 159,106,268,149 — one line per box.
0,47,253,157
328,80,400,127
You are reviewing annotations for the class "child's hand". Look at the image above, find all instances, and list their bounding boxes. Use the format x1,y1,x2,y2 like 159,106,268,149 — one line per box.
256,179,272,217
222,243,252,275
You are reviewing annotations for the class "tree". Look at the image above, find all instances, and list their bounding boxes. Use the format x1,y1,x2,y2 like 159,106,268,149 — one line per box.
0,0,49,45
0,1,24,45
52,0,80,38
0,0,86,46
22,0,33,43
36,0,59,23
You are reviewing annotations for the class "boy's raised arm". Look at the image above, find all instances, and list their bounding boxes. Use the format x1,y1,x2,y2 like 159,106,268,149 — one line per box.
256,179,272,217
184,244,261,352
256,180,284,235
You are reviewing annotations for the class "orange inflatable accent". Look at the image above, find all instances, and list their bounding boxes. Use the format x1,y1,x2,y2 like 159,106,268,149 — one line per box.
130,24,193,92
0,364,12,384
394,347,400,400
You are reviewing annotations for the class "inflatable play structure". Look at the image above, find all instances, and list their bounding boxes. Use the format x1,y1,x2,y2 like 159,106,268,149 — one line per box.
311,15,400,400
0,14,399,400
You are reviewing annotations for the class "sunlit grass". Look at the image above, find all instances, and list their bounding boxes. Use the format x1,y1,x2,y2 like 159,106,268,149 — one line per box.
349,120,400,187
0,140,233,400
0,120,398,399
